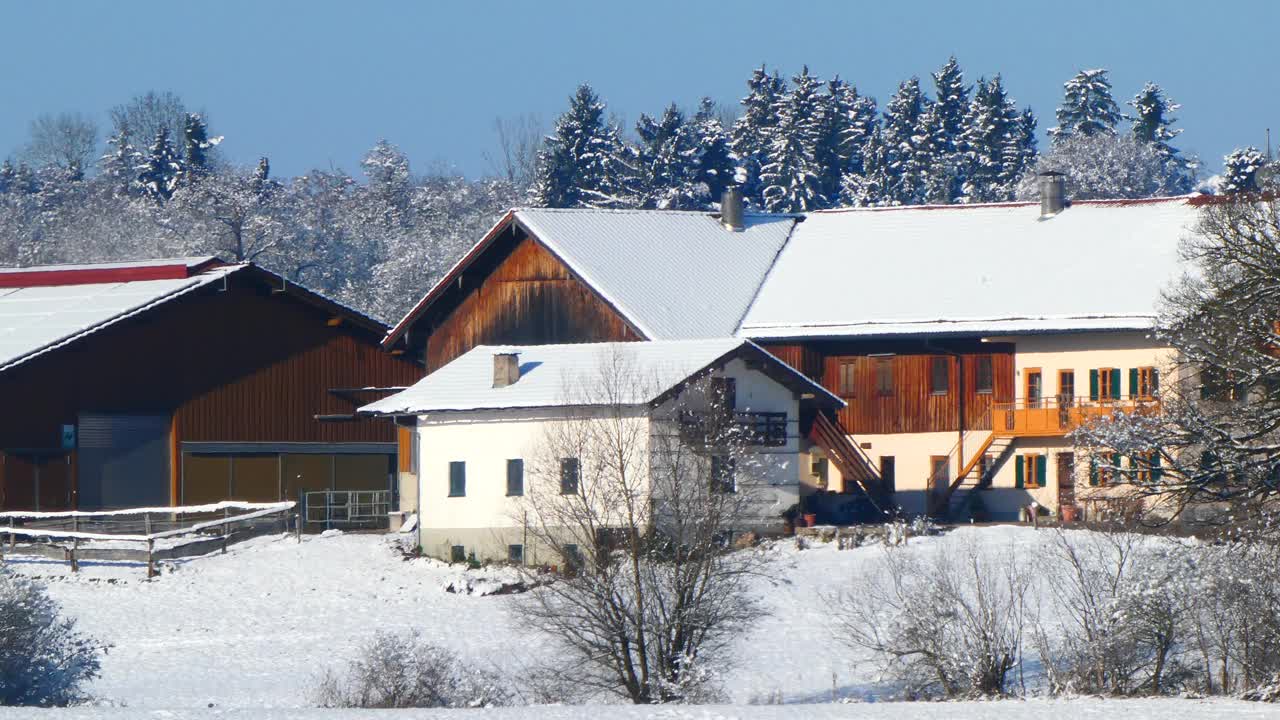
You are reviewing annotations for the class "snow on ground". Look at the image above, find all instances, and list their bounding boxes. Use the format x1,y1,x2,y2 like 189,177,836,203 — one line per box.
0,524,1242,716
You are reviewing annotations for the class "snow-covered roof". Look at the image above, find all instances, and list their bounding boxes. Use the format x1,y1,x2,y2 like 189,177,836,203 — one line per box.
738,197,1200,339
360,338,839,415
0,262,239,372
384,209,797,346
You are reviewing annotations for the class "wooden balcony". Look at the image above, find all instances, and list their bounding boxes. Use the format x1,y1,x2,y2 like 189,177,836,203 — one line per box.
991,396,1159,437
677,410,788,447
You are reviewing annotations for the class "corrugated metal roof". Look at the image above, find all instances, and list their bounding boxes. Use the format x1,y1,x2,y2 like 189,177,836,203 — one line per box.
514,208,796,339
0,265,239,372
739,197,1200,339
359,338,837,415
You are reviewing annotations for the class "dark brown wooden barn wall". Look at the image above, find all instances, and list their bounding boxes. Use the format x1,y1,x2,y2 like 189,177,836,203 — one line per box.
0,274,419,452
424,234,640,372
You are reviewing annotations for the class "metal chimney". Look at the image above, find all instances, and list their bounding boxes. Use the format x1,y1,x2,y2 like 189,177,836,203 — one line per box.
1038,171,1067,217
720,187,744,231
492,352,520,388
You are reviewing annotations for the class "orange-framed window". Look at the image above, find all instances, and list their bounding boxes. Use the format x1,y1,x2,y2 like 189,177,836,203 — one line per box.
1025,453,1043,488
1059,370,1076,402
1098,368,1115,400
1025,368,1043,407
1137,366,1159,398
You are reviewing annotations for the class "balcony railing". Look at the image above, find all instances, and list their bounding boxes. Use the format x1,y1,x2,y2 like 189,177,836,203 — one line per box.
677,410,788,447
991,395,1159,437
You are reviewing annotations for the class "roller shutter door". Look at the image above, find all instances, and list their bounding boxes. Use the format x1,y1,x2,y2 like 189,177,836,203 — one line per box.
78,414,170,509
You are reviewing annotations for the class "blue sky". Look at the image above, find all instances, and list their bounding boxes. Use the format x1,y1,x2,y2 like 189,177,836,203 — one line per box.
2,1,1275,179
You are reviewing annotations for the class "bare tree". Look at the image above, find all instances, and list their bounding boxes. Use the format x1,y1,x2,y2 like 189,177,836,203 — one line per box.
484,114,543,189
512,347,766,704
837,540,1032,699
171,165,285,262
22,112,98,173
109,90,190,151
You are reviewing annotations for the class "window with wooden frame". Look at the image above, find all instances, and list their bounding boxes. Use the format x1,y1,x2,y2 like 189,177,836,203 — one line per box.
838,361,856,397
1133,450,1162,484
709,377,737,412
929,356,949,395
1091,368,1121,401
1025,368,1043,408
560,457,580,495
1058,370,1076,403
1021,453,1045,488
1089,451,1117,486
975,355,994,395
506,458,524,496
1199,366,1242,402
1133,366,1159,399
875,358,894,396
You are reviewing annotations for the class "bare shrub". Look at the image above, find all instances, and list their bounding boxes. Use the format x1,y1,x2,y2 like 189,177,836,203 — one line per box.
837,540,1031,699
0,568,105,706
314,631,510,709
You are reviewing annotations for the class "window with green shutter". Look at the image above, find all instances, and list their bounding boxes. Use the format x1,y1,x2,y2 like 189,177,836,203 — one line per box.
1110,368,1121,400
1129,368,1139,397
1089,456,1099,486
1090,369,1100,400
1015,455,1025,488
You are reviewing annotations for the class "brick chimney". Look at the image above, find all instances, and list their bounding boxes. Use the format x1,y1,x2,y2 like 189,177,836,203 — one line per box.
492,353,520,388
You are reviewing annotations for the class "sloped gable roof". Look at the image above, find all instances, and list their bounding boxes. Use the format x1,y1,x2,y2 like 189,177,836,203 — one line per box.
738,197,1201,339
359,338,840,415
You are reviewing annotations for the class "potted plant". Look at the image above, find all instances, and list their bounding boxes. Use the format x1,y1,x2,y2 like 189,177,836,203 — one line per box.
802,511,818,527
781,504,801,535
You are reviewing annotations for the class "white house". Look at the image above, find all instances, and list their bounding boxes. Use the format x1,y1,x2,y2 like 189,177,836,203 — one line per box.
361,338,844,563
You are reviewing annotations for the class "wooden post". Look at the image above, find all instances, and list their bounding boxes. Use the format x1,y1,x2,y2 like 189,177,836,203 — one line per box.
294,512,302,543
144,514,156,578
221,507,229,554
70,515,79,573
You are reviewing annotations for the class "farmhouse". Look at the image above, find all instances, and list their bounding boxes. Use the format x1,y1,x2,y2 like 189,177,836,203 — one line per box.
360,338,849,563
0,257,420,511
381,180,1202,523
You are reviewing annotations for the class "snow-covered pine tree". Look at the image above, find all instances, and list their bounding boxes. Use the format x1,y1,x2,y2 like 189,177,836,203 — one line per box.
10,163,39,196
1221,147,1267,194
837,90,880,194
928,57,971,203
917,102,956,204
99,130,143,197
138,128,183,202
1050,68,1123,143
529,84,633,209
880,77,931,205
1129,83,1181,159
182,113,220,181
1004,108,1038,190
730,66,787,206
0,161,15,194
361,139,412,226
814,77,857,206
840,123,887,206
634,104,706,210
759,66,826,213
959,75,1022,203
690,97,734,202
251,157,280,202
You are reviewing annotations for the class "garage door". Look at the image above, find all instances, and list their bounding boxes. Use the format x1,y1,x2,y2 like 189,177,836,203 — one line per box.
78,414,170,509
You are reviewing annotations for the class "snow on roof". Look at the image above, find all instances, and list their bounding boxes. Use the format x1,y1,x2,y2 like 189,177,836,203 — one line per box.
738,197,1200,339
0,256,216,277
0,263,239,372
360,338,834,415
511,208,796,339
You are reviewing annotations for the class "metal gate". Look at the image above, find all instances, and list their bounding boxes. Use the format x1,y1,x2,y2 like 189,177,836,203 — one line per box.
303,489,390,529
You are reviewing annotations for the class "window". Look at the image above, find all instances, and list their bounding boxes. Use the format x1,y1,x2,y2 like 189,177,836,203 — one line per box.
710,455,736,494
1135,367,1159,399
1200,366,1241,402
975,356,994,394
930,456,950,492
560,457,580,495
879,456,896,494
1090,451,1116,486
448,461,466,497
709,377,736,411
838,361,856,397
508,544,524,564
1133,450,1161,484
562,544,582,571
1092,368,1121,401
977,453,994,483
930,356,949,395
506,458,524,496
1025,368,1043,408
1059,370,1075,403
1021,453,1044,488
875,358,894,396
450,545,466,563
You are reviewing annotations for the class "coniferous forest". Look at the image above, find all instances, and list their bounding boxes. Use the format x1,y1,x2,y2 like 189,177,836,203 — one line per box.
0,59,1262,322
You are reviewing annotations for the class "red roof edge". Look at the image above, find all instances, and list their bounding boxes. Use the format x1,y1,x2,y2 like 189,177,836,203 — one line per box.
0,261,206,288
381,210,516,350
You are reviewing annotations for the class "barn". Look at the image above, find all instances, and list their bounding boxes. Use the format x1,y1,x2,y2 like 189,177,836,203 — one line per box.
0,257,420,512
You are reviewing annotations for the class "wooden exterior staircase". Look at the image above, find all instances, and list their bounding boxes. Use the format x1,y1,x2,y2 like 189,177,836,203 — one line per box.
937,432,1017,519
807,410,893,517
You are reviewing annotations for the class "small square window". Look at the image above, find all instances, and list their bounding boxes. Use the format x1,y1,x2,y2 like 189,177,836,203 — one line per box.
930,356,949,395
875,358,894,396
508,544,524,564
506,459,524,496
975,356,994,394
448,461,466,497
838,361,856,397
560,457,580,495
450,545,465,563
710,455,736,494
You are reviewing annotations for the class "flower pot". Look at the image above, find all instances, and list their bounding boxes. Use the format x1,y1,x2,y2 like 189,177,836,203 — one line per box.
802,513,818,527
1060,505,1080,523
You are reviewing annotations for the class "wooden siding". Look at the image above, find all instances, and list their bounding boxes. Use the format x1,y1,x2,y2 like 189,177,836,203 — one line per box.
759,343,825,382
815,348,1014,435
0,273,419,452
424,233,640,372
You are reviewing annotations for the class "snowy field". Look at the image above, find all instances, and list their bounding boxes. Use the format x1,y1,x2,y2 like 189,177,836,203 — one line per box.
0,525,1267,718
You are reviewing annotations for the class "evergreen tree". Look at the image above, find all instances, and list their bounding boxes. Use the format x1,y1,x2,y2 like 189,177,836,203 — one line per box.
814,77,856,205
0,161,14,195
839,90,880,184
634,104,705,210
11,163,39,196
182,113,218,181
529,84,632,209
138,128,183,202
1006,108,1039,189
690,97,734,202
730,66,786,206
99,130,143,197
959,75,1023,203
917,101,956,204
1221,147,1267,194
840,124,887,206
759,66,826,212
1050,68,1123,143
880,77,930,205
929,57,971,203
361,139,412,226
1129,83,1182,160
251,157,280,202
